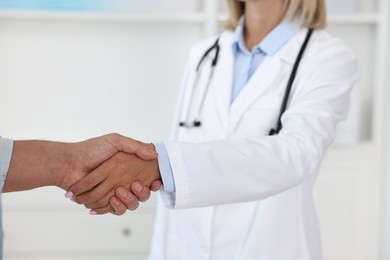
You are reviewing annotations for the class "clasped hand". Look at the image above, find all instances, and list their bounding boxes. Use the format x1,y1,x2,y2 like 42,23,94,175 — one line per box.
62,133,161,216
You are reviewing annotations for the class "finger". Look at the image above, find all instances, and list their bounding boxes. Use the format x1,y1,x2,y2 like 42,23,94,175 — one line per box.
130,182,151,203
112,134,158,160
83,188,114,209
116,187,143,208
70,160,117,204
68,168,108,197
135,145,159,161
109,197,127,216
73,178,114,206
150,180,162,192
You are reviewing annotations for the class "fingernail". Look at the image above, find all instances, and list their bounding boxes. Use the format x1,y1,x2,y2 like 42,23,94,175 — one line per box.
149,149,158,155
118,189,128,198
134,183,142,192
89,210,97,215
70,197,74,202
112,198,120,207
65,191,73,198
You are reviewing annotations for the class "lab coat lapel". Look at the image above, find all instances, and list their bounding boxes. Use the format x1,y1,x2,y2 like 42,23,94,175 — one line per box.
211,33,235,130
228,29,304,130
229,56,282,128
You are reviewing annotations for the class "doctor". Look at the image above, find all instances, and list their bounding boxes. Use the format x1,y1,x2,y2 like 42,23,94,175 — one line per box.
69,0,359,259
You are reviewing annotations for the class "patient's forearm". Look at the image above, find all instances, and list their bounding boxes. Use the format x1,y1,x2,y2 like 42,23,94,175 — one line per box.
1,134,159,194
2,140,72,192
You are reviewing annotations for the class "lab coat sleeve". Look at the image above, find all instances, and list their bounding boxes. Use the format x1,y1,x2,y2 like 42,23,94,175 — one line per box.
157,49,194,208
0,137,14,192
154,142,176,192
162,39,360,209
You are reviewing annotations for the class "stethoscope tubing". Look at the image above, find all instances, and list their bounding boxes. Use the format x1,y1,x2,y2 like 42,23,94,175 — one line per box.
269,28,313,135
179,37,220,128
180,29,313,133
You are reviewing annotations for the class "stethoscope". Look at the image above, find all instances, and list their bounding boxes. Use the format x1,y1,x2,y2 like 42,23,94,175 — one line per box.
179,28,313,135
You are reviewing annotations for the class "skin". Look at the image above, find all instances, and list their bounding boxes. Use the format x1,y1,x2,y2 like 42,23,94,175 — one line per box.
2,133,157,215
74,0,287,214
110,180,161,213
69,149,161,215
240,0,285,50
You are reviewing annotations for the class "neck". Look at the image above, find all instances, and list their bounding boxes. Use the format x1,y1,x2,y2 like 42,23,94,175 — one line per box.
243,0,285,50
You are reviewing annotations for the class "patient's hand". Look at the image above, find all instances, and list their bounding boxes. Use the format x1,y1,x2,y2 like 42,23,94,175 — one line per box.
69,152,161,215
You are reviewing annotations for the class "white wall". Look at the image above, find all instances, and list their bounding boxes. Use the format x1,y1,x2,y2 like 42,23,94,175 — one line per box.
0,17,204,259
0,18,202,142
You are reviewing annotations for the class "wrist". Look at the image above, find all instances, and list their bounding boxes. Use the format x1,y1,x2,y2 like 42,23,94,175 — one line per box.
53,143,79,189
146,144,160,180
152,159,161,181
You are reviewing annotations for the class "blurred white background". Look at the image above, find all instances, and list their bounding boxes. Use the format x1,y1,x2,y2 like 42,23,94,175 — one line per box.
0,0,389,259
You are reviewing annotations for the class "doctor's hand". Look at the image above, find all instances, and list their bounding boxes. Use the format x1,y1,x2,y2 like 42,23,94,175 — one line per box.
69,151,161,215
108,180,162,215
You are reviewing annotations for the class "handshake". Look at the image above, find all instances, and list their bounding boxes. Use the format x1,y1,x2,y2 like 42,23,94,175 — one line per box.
3,133,162,215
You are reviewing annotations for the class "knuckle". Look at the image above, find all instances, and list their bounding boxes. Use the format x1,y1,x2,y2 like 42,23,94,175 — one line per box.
95,205,112,215
73,198,82,205
139,191,150,202
95,199,108,209
86,200,105,209
111,201,125,212
114,208,126,216
88,190,102,202
125,195,138,206
108,133,119,140
70,187,80,196
95,209,106,215
129,202,139,211
84,204,93,210
110,133,121,144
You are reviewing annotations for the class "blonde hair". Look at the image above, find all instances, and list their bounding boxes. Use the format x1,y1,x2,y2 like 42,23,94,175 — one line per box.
224,0,327,30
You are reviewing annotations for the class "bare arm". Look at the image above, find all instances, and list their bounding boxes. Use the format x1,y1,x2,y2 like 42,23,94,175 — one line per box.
2,134,158,194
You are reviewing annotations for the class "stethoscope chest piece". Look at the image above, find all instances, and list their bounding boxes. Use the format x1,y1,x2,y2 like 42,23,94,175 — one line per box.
179,37,220,128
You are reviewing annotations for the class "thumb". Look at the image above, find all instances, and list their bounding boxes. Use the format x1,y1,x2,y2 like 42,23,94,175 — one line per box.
112,134,158,160
135,146,159,160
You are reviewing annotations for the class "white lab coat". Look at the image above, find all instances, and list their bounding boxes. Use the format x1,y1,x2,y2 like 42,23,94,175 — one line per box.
149,28,359,260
